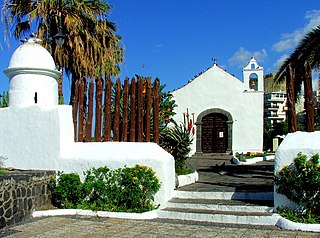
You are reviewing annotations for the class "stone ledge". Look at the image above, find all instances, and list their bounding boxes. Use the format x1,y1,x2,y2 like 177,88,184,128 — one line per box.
232,155,274,165
33,209,158,220
177,171,199,188
276,216,320,232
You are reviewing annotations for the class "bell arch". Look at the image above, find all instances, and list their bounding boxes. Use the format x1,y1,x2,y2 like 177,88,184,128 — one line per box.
243,57,264,92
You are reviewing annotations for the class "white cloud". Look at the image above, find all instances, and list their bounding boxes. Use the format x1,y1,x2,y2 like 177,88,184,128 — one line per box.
272,10,320,52
228,47,268,68
273,54,289,71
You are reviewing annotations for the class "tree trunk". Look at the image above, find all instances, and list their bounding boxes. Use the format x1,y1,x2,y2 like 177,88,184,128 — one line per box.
86,79,94,142
122,78,129,142
58,73,64,104
113,79,121,141
153,80,160,144
70,71,81,106
286,64,297,132
137,77,143,142
129,78,136,142
145,77,151,142
304,61,315,132
95,78,103,142
103,76,112,141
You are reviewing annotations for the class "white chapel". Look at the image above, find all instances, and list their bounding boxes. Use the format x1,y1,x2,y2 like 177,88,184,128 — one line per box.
171,57,264,155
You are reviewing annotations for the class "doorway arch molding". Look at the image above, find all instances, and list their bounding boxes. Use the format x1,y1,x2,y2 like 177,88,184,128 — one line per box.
195,108,233,153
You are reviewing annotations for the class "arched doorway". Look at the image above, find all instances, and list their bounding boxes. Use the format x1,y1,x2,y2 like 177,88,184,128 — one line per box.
196,109,233,153
201,113,228,153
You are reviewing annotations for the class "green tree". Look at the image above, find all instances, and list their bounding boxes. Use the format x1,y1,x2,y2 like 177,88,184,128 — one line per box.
275,26,320,132
0,92,9,108
2,0,123,104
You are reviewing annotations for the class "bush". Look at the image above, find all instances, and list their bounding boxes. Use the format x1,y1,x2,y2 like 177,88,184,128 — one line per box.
274,153,320,215
52,172,83,208
277,207,320,224
160,123,193,175
51,165,161,213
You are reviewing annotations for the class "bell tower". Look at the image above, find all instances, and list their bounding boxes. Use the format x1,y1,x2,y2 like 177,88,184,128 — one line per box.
242,57,264,91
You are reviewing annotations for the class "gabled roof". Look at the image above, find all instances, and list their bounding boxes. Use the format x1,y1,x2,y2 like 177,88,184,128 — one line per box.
171,63,243,93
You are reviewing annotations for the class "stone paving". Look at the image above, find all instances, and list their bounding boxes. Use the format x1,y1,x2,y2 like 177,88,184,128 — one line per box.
181,154,274,192
1,216,319,238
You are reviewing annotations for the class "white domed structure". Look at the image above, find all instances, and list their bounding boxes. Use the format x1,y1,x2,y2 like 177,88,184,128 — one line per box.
4,38,61,107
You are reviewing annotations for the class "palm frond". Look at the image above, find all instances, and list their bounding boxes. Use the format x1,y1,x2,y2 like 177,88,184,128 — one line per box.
275,25,320,81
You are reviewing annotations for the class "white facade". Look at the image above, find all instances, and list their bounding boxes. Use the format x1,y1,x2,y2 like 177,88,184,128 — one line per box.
0,39,175,206
172,57,264,154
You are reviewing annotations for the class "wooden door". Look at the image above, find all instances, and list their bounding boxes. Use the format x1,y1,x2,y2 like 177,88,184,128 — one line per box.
201,113,228,153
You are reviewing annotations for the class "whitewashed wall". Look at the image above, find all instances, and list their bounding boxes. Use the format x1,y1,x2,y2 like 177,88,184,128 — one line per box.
0,106,175,206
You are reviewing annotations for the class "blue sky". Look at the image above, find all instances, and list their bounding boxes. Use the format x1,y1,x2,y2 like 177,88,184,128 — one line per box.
1,1,320,99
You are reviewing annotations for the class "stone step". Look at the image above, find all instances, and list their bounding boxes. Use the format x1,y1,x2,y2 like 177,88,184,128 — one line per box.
158,189,277,226
173,190,274,200
166,198,274,213
157,208,279,226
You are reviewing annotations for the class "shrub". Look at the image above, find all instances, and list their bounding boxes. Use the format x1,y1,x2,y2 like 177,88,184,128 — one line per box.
52,165,161,213
274,153,320,215
160,123,193,175
109,165,161,212
277,207,320,224
52,172,83,208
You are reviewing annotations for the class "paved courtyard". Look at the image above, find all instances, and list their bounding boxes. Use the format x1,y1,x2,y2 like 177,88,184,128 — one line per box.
1,216,319,238
181,154,274,192
1,154,319,237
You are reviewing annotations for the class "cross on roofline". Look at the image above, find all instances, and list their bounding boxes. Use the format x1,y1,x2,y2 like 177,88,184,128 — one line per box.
212,57,217,65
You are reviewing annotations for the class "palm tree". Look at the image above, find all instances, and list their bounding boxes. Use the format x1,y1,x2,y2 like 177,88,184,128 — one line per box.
2,0,123,104
275,25,320,132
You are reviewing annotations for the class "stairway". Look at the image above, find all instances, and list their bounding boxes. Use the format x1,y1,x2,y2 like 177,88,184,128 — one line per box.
158,190,279,226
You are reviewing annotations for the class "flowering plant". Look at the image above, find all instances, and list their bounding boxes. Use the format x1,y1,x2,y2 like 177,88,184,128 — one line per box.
245,152,262,157
52,165,161,213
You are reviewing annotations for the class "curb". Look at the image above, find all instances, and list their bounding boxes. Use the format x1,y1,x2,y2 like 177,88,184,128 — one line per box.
232,155,274,165
276,216,320,232
32,209,158,220
177,171,199,187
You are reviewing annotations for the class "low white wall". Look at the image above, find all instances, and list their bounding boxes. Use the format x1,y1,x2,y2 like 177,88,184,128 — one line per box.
0,106,63,170
274,131,320,210
59,142,175,206
0,105,175,207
